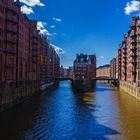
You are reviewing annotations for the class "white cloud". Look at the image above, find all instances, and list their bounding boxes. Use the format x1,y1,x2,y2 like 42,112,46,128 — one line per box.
51,25,55,28
124,0,140,15
100,56,104,59
37,21,52,36
21,5,34,14
52,33,57,35
40,29,52,36
14,0,45,15
37,21,47,30
19,0,45,7
53,17,62,22
50,44,65,54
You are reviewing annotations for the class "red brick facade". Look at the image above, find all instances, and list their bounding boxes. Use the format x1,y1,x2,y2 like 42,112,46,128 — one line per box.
74,54,96,80
116,16,140,87
0,0,60,108
110,58,116,79
96,65,110,77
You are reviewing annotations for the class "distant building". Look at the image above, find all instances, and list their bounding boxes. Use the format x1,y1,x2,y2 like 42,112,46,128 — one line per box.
67,66,73,78
110,58,116,79
96,64,110,77
60,66,73,78
89,55,96,78
116,48,122,80
73,54,96,80
47,44,60,83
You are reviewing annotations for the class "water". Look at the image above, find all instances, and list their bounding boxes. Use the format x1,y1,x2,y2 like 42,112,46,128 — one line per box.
0,81,140,140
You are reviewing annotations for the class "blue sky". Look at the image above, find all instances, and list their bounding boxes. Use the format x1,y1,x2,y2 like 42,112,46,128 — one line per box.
18,0,140,67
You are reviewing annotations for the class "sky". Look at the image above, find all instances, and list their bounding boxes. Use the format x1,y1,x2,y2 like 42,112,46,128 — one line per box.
16,0,140,67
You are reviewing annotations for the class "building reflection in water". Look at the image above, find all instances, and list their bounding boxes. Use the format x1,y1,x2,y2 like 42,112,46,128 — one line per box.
1,81,140,140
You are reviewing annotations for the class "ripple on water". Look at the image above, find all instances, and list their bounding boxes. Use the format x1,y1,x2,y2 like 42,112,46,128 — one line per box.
2,81,140,140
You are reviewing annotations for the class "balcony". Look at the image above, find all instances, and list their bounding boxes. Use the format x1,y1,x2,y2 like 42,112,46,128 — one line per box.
131,23,136,28
137,37,140,42
122,61,126,64
136,30,140,35
6,45,16,54
136,21,140,26
122,47,126,50
131,70,136,74
122,56,126,59
131,60,137,65
122,60,126,64
130,51,137,57
130,39,136,44
123,71,127,74
122,64,126,68
130,47,136,52
122,51,126,55
130,32,136,38
137,66,140,69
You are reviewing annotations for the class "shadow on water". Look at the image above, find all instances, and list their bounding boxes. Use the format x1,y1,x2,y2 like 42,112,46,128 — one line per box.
0,94,44,140
95,82,117,92
0,81,120,140
70,82,120,140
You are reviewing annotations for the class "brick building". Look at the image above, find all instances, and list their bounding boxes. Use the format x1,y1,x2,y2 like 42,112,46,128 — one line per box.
0,0,60,109
116,17,139,84
110,58,116,79
96,64,110,77
115,16,140,99
74,54,96,80
60,66,73,78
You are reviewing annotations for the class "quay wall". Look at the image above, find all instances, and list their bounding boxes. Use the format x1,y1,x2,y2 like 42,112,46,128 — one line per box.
119,80,140,100
0,82,58,112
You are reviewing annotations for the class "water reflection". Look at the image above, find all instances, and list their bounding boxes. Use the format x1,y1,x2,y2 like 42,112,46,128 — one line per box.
0,81,140,140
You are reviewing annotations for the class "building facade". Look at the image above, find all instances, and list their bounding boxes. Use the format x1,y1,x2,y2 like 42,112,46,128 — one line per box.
96,64,110,77
0,0,60,110
116,17,139,83
116,16,140,99
110,58,116,79
73,54,96,80
60,66,73,78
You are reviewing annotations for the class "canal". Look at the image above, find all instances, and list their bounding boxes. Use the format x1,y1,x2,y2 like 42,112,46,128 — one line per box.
1,81,140,140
